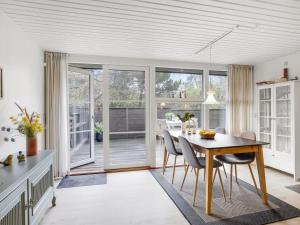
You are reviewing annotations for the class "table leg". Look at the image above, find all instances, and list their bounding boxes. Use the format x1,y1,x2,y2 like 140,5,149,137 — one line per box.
205,150,214,215
255,146,268,204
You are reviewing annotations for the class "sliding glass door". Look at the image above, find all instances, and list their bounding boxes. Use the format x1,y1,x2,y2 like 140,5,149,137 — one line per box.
103,65,150,169
68,66,94,168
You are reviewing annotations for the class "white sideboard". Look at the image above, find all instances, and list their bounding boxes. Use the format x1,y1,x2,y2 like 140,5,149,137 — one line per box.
0,150,55,225
257,81,300,181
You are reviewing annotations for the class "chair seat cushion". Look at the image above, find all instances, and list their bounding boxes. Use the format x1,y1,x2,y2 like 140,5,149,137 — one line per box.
216,153,255,165
197,157,222,168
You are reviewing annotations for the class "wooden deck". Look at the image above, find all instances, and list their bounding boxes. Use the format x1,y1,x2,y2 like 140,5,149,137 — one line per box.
71,138,184,173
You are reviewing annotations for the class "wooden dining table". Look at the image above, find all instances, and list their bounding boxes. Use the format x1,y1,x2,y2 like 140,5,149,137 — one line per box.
168,130,269,215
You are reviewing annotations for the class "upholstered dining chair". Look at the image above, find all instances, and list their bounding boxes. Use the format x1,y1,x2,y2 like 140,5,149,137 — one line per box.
214,127,228,178
162,130,185,184
215,131,259,200
178,136,226,206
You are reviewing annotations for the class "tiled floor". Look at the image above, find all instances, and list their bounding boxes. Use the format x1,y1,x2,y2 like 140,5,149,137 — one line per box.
41,165,300,225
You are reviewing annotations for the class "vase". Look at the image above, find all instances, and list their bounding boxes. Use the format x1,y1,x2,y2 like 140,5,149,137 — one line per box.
181,123,187,133
26,136,37,156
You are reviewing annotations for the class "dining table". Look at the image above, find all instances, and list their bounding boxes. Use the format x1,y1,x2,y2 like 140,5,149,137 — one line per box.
168,130,269,215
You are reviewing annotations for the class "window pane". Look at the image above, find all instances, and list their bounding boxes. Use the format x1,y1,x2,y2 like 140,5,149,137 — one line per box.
155,69,203,98
156,102,202,130
208,104,226,129
208,71,227,102
208,71,227,129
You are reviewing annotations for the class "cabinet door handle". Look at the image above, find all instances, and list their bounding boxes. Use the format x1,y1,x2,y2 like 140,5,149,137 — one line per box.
25,199,34,209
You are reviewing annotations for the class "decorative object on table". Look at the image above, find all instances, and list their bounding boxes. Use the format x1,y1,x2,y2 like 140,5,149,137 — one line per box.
1,126,18,142
10,103,43,156
199,129,216,139
256,80,275,85
94,122,103,142
17,151,26,162
177,112,194,133
0,154,13,166
0,67,3,98
283,61,289,79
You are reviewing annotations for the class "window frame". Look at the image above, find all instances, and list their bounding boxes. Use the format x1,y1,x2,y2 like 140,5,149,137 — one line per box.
206,70,228,129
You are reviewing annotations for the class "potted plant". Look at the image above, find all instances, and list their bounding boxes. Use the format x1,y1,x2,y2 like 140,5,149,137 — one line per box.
10,103,43,156
94,122,103,142
177,112,195,133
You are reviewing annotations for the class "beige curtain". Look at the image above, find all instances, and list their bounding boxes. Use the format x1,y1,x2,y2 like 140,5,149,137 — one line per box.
228,64,254,136
45,52,69,177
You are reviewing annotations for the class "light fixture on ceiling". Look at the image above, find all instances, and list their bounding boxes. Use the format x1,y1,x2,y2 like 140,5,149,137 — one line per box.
195,25,240,55
195,24,260,55
203,45,218,105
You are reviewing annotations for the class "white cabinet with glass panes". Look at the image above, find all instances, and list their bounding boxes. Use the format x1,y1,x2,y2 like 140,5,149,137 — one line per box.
257,81,300,180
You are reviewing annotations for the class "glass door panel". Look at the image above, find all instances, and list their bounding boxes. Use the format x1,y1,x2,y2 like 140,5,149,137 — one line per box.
68,66,94,168
275,85,291,154
107,68,148,168
93,69,104,169
258,88,272,149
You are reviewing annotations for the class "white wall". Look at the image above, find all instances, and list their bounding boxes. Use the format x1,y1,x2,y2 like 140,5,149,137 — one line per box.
253,51,300,131
0,11,44,159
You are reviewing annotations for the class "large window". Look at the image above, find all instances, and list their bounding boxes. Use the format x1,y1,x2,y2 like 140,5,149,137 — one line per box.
155,68,203,130
155,67,203,99
208,70,227,129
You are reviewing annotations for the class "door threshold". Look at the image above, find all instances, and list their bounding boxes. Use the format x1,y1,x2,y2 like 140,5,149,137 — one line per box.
70,168,105,176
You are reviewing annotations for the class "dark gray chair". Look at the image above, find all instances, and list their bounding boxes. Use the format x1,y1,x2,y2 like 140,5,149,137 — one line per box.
162,130,185,184
215,131,259,199
214,127,228,178
178,136,226,206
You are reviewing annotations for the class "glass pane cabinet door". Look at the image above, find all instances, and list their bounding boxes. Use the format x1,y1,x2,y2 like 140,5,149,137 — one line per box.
259,88,272,149
275,85,291,154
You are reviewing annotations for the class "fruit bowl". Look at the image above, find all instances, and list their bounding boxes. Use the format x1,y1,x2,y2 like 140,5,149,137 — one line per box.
199,130,216,139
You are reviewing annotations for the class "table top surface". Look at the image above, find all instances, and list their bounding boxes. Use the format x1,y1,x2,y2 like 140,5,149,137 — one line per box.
169,130,269,149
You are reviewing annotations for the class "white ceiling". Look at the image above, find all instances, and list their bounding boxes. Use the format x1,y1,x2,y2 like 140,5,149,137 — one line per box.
1,0,300,65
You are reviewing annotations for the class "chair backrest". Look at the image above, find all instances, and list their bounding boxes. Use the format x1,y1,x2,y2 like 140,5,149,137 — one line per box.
178,136,201,168
235,131,256,161
163,130,179,155
240,131,256,141
215,127,226,134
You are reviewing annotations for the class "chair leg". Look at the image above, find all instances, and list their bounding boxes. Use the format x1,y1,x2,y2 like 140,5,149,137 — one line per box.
180,165,190,191
183,159,187,172
222,163,228,178
248,164,260,196
234,164,239,184
217,168,227,202
193,168,200,206
163,152,169,174
162,148,167,174
229,165,233,200
172,155,177,184
212,168,218,184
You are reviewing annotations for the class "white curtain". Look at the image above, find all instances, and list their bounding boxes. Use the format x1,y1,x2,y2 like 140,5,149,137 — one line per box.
228,64,254,136
45,52,69,178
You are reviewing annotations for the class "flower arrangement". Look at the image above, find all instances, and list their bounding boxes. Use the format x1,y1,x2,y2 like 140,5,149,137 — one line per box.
8,103,43,156
10,103,43,138
177,112,195,123
177,112,195,134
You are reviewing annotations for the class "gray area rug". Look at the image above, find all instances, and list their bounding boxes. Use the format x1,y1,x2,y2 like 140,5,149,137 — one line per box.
151,167,300,225
57,173,107,189
286,184,300,194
